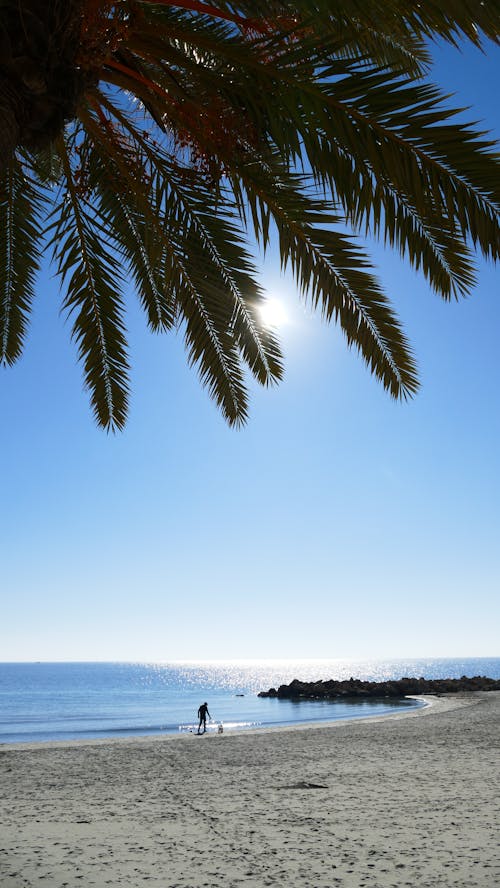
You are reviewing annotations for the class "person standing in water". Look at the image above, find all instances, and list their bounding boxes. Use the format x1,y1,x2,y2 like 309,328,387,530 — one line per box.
197,702,211,734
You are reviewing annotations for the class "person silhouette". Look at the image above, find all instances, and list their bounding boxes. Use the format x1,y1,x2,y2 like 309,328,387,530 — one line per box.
197,702,211,734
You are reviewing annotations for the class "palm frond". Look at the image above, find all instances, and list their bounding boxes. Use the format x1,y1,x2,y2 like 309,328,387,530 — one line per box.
160,168,284,387
48,135,130,431
225,154,418,397
0,159,43,365
229,58,500,268
79,112,177,333
304,135,478,299
28,143,64,185
275,199,418,398
116,15,500,273
91,94,283,390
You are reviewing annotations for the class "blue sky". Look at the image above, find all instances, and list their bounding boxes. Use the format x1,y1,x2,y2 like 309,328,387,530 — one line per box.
1,39,499,662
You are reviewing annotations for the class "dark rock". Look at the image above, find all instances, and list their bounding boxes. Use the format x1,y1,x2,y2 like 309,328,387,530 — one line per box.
257,675,500,699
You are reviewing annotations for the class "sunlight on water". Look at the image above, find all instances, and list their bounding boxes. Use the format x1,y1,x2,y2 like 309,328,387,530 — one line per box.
143,657,500,693
178,720,258,733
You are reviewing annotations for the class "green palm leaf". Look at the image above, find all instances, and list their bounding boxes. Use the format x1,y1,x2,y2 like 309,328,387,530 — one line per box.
48,136,130,431
81,124,177,334
0,159,43,365
82,98,283,421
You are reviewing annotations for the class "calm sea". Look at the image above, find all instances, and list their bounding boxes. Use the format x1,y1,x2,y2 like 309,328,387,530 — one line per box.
0,658,498,744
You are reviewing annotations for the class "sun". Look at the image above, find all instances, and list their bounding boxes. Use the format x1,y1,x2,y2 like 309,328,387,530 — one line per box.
258,298,289,329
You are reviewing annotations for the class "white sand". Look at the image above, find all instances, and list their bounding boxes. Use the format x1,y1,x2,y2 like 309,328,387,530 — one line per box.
0,692,498,887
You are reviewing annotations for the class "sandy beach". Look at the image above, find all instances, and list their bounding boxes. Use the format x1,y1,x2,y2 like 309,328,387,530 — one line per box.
0,692,498,887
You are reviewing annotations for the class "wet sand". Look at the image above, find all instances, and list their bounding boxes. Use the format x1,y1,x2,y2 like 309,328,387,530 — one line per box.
0,692,498,887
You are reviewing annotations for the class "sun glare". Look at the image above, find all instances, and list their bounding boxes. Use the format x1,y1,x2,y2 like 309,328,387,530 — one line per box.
258,298,288,329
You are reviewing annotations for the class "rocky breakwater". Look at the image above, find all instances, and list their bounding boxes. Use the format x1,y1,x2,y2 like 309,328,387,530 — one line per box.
258,675,500,700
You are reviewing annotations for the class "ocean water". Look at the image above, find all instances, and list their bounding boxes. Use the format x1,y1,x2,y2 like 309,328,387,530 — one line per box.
0,657,498,744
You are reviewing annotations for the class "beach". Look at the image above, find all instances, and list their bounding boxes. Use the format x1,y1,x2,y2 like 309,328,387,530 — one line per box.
0,692,498,887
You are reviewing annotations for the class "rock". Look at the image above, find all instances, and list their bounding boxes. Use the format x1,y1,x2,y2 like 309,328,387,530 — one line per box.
257,675,500,699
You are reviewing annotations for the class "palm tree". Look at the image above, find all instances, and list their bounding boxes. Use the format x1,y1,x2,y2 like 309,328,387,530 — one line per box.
1,1,499,429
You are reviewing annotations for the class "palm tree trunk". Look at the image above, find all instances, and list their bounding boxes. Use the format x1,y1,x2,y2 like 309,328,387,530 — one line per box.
0,0,84,166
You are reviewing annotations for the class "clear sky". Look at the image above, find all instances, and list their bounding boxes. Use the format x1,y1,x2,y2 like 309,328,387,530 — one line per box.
1,39,499,662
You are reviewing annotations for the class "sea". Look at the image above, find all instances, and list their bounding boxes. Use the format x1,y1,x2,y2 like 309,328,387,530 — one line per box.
0,657,498,744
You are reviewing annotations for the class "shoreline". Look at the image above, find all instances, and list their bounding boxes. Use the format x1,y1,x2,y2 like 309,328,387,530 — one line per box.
0,692,446,752
1,691,498,887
